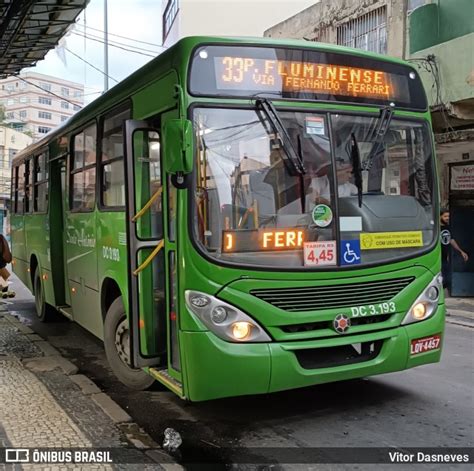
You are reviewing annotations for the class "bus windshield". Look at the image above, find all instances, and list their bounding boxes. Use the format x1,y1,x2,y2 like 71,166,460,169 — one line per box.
193,107,436,269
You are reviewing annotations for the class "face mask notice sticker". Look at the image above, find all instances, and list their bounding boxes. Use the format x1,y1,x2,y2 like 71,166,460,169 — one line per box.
312,204,333,227
305,116,325,135
304,240,337,266
360,231,423,250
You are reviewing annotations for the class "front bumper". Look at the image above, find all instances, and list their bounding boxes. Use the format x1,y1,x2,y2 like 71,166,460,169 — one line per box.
182,304,445,401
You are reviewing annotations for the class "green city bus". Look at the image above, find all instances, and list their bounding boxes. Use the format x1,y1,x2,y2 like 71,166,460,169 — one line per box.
10,37,444,401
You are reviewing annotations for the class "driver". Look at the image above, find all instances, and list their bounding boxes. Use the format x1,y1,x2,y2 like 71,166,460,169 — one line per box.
336,159,358,197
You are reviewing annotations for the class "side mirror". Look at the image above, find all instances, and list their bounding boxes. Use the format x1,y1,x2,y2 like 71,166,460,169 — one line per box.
163,119,193,175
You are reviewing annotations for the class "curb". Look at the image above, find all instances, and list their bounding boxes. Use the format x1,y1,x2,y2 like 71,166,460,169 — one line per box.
446,309,474,328
2,311,183,468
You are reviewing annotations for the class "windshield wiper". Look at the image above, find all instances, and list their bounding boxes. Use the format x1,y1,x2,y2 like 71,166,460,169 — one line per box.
362,106,394,171
256,98,306,175
350,133,363,208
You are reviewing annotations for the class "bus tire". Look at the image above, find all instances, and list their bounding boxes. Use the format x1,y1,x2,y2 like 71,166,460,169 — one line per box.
104,297,155,390
33,267,54,322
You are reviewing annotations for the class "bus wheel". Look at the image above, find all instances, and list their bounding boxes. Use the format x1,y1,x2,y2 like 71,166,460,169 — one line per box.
104,297,154,390
33,268,53,322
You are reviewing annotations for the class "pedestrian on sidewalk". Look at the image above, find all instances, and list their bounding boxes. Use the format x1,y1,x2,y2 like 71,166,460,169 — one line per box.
440,209,469,293
0,234,15,298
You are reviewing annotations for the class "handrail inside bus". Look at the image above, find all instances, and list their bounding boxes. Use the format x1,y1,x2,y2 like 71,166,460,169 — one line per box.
131,186,163,222
133,239,164,276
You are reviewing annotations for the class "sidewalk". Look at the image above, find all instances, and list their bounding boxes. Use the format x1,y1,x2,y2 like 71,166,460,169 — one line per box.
445,296,474,327
0,303,175,470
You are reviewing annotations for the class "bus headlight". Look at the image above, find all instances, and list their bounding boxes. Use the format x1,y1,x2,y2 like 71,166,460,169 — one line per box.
402,273,442,325
185,290,271,343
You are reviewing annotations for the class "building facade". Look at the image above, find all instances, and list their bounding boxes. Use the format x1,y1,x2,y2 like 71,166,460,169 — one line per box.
0,126,32,227
264,0,410,58
161,0,316,47
0,71,84,140
408,0,474,207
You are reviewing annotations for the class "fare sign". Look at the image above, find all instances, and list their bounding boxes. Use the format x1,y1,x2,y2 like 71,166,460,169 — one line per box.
303,241,337,266
217,56,394,99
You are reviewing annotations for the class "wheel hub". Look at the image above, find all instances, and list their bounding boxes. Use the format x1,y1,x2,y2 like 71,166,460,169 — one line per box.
115,318,131,366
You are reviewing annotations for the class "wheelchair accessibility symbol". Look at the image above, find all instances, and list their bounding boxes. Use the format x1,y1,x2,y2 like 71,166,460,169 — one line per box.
340,240,361,265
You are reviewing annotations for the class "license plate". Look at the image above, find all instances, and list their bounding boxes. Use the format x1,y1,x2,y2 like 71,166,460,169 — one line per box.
410,334,442,355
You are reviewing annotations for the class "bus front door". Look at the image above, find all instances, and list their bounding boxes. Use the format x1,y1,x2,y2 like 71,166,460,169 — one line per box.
124,119,183,394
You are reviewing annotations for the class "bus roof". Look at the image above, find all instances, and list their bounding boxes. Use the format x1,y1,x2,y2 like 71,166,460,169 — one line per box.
12,35,417,165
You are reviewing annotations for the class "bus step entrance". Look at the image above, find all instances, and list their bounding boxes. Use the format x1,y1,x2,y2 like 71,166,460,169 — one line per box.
149,367,184,398
57,305,73,320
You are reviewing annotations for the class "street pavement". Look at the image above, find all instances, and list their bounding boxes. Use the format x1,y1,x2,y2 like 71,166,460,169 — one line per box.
1,277,473,469
0,296,175,469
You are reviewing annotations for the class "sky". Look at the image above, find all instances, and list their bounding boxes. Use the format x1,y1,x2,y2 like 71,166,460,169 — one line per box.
27,0,317,102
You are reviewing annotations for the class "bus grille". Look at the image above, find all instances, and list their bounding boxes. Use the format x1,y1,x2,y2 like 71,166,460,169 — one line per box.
294,340,384,369
250,277,414,312
281,314,392,334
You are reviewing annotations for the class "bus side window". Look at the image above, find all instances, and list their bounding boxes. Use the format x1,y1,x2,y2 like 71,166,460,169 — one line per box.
34,151,48,213
25,159,32,213
100,104,131,208
17,163,25,214
71,123,97,211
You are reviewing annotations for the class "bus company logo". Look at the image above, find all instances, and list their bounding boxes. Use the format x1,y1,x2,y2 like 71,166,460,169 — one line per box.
5,449,29,463
333,314,351,334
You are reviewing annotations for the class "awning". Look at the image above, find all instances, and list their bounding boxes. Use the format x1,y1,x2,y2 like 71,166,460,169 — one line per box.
0,0,89,78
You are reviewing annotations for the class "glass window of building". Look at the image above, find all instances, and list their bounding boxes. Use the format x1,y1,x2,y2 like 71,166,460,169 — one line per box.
38,111,52,120
337,6,387,54
162,0,179,42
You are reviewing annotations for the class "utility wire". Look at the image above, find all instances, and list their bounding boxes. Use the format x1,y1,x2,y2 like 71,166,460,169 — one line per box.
17,76,83,108
64,47,119,83
72,29,162,55
75,22,165,49
71,31,157,58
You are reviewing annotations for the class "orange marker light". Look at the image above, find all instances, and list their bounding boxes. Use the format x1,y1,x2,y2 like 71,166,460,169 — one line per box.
224,233,234,251
27,268,30,273
42,274,48,280
71,287,77,294
139,319,145,328
261,229,304,250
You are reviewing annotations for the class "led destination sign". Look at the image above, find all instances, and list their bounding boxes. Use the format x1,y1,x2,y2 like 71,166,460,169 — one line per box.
218,57,393,99
223,229,305,253
189,45,427,109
